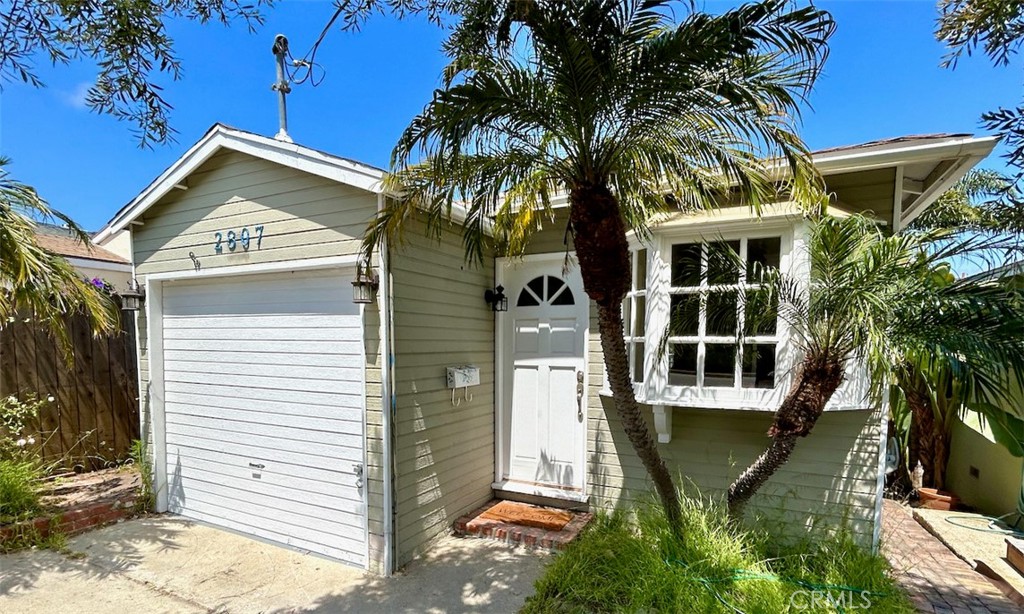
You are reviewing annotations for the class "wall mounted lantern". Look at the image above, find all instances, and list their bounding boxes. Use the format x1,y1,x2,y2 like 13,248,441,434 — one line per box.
484,285,508,312
352,260,380,304
119,279,146,312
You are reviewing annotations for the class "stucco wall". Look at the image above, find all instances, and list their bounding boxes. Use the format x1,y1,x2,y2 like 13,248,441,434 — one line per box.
947,414,1023,516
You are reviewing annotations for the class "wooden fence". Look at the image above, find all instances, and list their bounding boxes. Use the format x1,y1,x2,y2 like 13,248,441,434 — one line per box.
0,309,140,471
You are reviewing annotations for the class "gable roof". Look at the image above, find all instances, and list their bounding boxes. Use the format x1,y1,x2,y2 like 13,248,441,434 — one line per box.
35,224,130,264
96,123,386,241
97,125,996,242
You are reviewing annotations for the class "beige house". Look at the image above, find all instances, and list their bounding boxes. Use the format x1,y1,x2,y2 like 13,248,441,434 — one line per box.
98,124,995,575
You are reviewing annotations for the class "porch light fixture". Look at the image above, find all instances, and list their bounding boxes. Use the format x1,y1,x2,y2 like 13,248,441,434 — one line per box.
484,285,508,312
119,279,146,312
352,260,380,304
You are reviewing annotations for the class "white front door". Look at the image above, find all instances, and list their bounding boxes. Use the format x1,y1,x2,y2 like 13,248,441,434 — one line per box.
500,257,588,495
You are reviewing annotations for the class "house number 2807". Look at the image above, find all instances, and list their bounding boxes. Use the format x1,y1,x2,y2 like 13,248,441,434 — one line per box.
214,225,264,253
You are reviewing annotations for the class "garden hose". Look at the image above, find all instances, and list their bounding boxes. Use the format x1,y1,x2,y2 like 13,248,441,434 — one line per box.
668,560,891,614
944,512,1024,536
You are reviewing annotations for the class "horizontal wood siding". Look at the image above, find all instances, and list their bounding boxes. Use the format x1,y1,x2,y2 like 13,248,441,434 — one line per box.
584,319,883,546
391,217,496,567
132,148,387,572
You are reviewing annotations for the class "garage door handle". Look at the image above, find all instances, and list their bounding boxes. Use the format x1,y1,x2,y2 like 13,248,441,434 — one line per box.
249,462,265,470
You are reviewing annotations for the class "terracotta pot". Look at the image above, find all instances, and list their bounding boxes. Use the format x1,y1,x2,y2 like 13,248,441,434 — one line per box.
917,487,960,511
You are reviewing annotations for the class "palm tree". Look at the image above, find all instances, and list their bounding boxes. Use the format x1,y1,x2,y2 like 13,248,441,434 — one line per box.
364,0,834,528
898,169,1024,489
0,159,117,347
727,213,1024,517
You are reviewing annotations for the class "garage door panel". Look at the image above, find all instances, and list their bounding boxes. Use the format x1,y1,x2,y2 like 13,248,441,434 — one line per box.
164,380,362,409
161,269,366,566
173,454,366,508
164,349,362,368
164,360,361,384
166,422,362,461
167,412,362,447
163,313,364,330
173,507,365,566
165,390,363,423
169,475,366,538
162,325,363,342
163,338,361,355
164,370,363,396
169,445,365,497
168,497,366,558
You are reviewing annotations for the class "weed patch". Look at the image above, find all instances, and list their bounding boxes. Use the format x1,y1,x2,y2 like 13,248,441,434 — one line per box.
524,498,912,613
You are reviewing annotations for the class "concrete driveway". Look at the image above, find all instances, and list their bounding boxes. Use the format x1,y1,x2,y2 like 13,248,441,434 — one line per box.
0,517,549,613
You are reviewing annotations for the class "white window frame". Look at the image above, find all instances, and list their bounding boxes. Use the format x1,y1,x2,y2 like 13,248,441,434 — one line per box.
623,248,648,388
641,221,801,410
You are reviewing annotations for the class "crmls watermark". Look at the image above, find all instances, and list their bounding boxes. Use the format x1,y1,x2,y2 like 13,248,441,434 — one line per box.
789,589,873,610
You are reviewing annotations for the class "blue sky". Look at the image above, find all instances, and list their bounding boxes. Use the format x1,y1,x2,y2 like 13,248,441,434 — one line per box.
1,0,1020,231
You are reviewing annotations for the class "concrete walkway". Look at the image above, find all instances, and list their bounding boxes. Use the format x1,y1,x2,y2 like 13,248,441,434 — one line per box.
881,500,1021,613
0,517,548,613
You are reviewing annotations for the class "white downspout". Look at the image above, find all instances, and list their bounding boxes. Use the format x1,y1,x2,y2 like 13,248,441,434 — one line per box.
377,192,396,575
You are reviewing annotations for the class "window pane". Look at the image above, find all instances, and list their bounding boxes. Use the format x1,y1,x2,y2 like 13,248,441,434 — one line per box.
634,295,646,336
707,240,740,285
517,289,540,307
669,343,697,386
704,344,737,387
623,298,632,336
743,288,777,336
670,294,700,336
671,243,702,287
528,276,546,300
551,286,575,305
632,342,645,383
742,343,776,389
747,237,781,280
706,290,738,336
636,249,648,291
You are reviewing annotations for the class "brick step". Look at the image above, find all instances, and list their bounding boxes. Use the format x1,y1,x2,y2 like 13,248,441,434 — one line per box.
453,499,592,550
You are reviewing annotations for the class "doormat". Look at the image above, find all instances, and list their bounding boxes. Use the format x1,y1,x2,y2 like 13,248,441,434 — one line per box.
478,500,573,531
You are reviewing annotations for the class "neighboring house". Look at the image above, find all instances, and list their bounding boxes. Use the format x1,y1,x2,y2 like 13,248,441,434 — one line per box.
947,262,1024,517
34,223,132,289
97,124,995,575
947,413,1023,516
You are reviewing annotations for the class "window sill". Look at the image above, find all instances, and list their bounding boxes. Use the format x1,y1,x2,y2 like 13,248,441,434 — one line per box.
596,387,873,444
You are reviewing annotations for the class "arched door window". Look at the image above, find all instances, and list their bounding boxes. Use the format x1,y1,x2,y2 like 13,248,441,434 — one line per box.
516,275,576,307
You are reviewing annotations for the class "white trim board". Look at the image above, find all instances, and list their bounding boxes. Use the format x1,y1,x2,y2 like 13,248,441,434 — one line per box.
143,254,361,282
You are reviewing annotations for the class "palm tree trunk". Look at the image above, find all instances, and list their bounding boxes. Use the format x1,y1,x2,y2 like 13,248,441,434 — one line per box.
727,352,844,519
903,376,938,488
569,182,682,531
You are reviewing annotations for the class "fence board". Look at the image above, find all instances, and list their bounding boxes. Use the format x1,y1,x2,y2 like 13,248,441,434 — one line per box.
0,309,140,471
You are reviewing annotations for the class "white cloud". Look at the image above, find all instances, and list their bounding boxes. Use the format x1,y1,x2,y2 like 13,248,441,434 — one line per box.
61,81,92,109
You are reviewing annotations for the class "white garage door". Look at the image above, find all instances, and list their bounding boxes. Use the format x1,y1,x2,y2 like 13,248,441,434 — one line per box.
160,269,367,566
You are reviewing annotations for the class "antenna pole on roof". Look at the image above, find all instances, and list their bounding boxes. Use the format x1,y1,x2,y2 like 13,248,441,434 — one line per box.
271,34,293,143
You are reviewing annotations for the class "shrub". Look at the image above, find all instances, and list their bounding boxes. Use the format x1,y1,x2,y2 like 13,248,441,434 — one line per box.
523,497,913,613
0,458,43,522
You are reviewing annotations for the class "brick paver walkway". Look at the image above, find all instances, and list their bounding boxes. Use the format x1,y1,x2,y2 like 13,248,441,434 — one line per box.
882,499,1021,613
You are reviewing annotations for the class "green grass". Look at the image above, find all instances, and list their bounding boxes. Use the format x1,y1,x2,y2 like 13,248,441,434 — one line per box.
523,498,913,613
0,458,43,523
